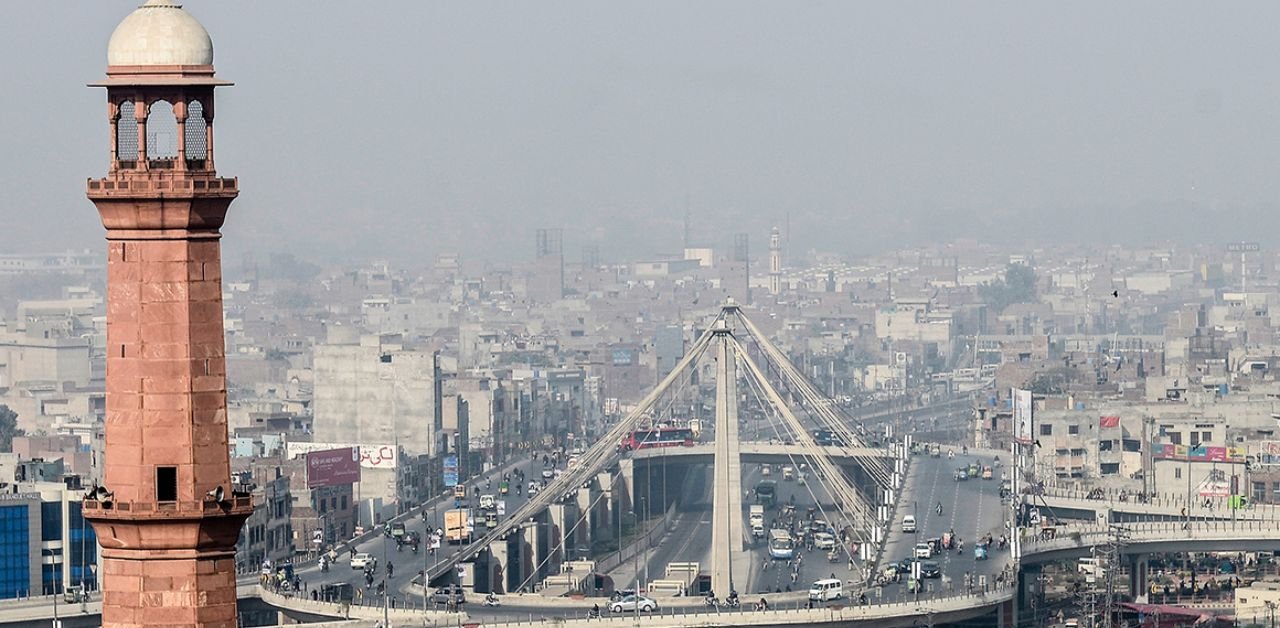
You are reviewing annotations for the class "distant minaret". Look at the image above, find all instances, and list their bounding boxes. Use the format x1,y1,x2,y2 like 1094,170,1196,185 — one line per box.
768,226,782,295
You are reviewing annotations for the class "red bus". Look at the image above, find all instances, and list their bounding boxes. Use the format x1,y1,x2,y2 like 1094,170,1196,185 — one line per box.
622,427,695,450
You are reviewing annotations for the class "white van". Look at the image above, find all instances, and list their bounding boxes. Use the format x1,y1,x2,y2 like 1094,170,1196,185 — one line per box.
901,515,917,533
808,578,843,602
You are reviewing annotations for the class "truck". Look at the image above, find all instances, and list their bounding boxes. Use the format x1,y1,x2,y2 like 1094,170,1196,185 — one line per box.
755,480,778,508
445,508,472,544
750,505,766,539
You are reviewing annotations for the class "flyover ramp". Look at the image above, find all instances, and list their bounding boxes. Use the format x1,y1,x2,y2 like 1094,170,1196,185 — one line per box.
1033,486,1276,523
1021,520,1280,565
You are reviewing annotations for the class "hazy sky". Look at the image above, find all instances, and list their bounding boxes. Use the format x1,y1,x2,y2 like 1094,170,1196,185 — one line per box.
3,1,1280,266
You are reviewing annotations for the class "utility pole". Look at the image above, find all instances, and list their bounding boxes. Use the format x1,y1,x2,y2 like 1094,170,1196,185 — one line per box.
1099,524,1129,628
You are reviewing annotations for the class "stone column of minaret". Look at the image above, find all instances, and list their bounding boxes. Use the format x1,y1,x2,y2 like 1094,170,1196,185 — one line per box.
83,2,252,626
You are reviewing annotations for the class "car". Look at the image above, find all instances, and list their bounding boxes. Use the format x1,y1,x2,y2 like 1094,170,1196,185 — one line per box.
981,466,994,480
914,543,932,560
813,532,836,550
955,469,969,481
901,515,917,533
527,481,540,496
892,559,913,574
809,519,829,534
609,594,658,613
542,469,555,480
920,561,941,578
431,585,466,607
350,553,375,570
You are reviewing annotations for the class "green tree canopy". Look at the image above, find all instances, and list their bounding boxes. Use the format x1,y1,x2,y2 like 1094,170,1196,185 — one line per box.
0,405,24,453
979,263,1038,313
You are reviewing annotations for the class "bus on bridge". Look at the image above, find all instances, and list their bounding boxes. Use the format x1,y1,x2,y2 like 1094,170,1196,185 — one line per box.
622,426,695,450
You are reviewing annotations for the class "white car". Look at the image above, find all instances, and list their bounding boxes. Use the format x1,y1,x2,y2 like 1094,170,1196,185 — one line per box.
527,482,540,496
542,469,555,480
609,594,658,613
914,543,932,560
813,532,836,550
351,553,375,570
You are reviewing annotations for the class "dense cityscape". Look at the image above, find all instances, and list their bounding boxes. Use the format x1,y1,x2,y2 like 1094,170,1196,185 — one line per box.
3,2,1280,628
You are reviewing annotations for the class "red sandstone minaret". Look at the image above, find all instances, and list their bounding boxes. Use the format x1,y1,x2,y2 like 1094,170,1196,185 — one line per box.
83,2,251,626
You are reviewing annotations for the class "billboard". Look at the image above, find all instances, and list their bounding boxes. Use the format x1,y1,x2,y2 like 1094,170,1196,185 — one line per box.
1258,441,1280,467
1197,468,1231,498
443,455,459,488
307,446,361,489
1152,443,1246,463
1012,388,1033,443
286,442,398,469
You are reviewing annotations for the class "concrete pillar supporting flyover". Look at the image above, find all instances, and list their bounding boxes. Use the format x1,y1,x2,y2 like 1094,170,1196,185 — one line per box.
1130,553,1150,602
710,322,746,599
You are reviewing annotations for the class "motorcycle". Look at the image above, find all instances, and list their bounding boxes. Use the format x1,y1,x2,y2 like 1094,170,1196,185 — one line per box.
484,595,500,607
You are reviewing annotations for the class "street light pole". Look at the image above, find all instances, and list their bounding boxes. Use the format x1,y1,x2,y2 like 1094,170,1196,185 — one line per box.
641,496,649,589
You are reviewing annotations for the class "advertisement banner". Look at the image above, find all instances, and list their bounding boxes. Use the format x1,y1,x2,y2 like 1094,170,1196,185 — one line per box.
1099,416,1120,429
443,455,459,488
1197,468,1231,498
1259,441,1280,466
1152,442,1246,463
306,446,361,489
286,442,398,469
1013,388,1033,443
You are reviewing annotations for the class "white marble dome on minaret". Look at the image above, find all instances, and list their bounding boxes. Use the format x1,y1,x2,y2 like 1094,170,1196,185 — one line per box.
107,0,214,66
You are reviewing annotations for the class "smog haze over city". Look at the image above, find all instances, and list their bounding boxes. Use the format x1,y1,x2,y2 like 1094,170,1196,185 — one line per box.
3,1,1280,264
9,2,1280,627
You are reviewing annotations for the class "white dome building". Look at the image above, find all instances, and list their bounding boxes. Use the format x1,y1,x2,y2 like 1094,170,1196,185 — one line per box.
107,0,213,66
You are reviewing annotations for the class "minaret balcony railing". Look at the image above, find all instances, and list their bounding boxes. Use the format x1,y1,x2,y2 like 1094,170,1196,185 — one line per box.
87,174,238,195
83,494,253,519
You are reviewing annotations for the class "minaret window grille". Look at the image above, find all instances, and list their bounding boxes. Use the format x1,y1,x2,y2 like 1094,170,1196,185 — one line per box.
116,101,138,167
186,100,207,162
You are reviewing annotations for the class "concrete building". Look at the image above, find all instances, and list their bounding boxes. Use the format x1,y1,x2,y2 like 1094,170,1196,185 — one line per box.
0,481,99,599
312,332,438,506
230,468,293,573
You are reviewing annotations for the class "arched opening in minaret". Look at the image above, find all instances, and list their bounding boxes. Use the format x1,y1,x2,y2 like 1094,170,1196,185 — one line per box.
186,100,208,169
116,101,138,168
146,99,178,167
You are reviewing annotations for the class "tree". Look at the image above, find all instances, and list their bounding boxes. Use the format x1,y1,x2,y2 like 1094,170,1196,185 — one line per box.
0,405,24,453
979,263,1039,313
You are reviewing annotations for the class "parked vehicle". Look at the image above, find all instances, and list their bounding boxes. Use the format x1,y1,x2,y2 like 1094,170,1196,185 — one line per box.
431,585,466,607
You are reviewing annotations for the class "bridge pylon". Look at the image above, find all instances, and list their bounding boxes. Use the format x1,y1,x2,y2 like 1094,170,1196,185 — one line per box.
710,318,746,598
